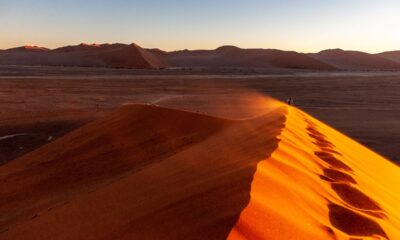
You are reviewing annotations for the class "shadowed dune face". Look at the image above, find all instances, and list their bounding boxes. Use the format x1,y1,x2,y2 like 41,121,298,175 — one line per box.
0,118,92,165
0,102,286,240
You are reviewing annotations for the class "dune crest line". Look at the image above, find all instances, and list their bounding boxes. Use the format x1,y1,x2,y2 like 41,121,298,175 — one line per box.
228,104,400,240
0,102,287,239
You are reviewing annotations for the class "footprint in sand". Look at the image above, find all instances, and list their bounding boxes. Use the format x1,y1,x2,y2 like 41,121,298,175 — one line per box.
328,203,388,239
314,151,353,172
320,168,356,184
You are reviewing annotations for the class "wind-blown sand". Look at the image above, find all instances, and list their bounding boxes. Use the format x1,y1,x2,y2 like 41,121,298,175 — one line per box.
0,98,399,239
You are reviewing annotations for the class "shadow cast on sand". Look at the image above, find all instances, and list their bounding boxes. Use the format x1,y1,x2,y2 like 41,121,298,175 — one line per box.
0,104,288,240
314,151,353,172
320,168,356,184
328,204,388,239
331,183,382,211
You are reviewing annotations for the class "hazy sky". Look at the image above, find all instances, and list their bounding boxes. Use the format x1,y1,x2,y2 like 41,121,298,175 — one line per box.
1,0,400,52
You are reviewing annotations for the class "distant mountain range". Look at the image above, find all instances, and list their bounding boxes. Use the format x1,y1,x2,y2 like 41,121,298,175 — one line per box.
2,43,400,70
0,43,168,69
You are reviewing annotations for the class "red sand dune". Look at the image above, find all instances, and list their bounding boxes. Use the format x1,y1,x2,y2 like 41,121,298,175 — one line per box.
0,43,168,69
310,49,400,70
4,43,400,70
167,46,336,70
0,103,285,239
5,45,50,52
377,51,400,63
228,104,400,240
0,109,100,165
1,99,400,240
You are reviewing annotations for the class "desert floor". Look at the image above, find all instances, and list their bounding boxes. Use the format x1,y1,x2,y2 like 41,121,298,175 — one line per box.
0,66,399,164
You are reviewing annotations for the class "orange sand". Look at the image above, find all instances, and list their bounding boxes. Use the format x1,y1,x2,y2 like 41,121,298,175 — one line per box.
0,103,285,239
1,99,399,239
228,103,400,240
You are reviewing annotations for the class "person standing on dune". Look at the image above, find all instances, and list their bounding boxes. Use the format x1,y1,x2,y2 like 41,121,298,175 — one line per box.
287,97,294,105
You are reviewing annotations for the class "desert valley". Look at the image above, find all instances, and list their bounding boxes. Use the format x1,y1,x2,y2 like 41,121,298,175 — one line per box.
2,1,400,239
1,55,400,239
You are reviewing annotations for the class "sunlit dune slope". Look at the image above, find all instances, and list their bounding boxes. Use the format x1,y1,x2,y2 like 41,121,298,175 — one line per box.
1,100,399,240
229,105,400,240
0,103,286,240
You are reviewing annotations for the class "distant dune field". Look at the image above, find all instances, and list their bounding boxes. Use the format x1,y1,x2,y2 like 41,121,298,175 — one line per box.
3,43,400,70
0,44,168,69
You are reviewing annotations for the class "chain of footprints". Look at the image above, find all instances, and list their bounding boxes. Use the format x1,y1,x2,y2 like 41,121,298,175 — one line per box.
304,117,388,240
